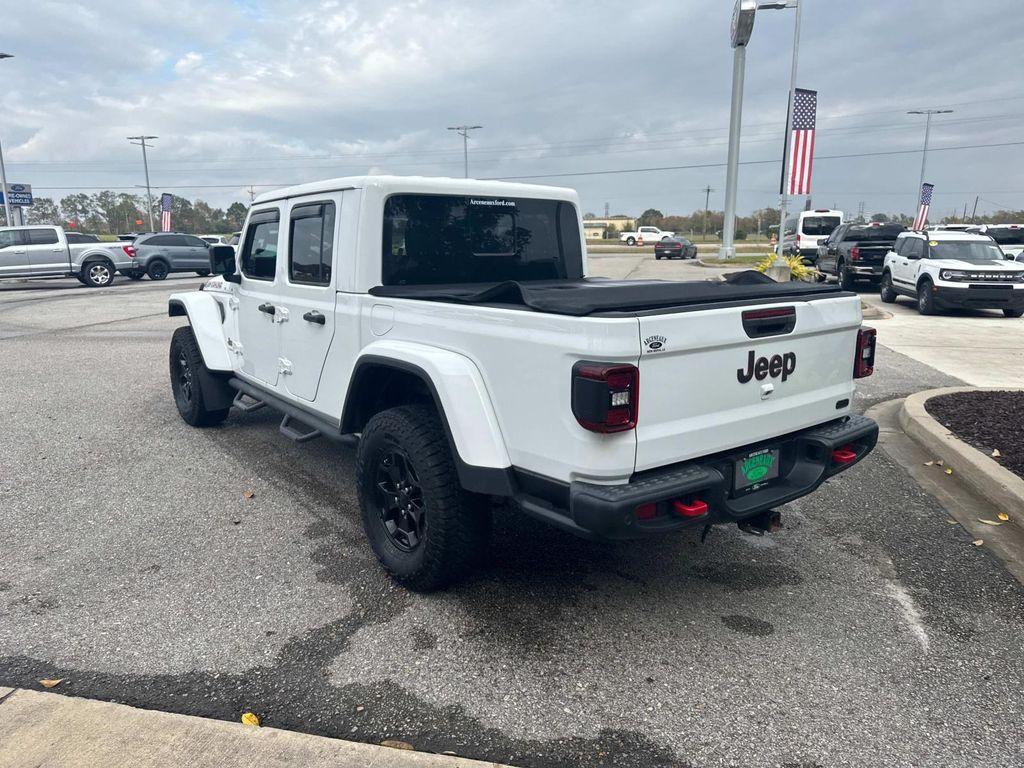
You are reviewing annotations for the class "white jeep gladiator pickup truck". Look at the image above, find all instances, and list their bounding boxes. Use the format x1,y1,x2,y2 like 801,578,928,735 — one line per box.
167,176,878,590
0,225,136,286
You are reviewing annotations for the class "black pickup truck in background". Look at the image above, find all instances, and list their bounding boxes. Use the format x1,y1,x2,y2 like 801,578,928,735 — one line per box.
816,222,907,290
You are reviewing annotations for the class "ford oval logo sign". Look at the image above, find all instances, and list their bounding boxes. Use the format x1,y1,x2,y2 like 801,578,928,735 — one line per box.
9,184,26,192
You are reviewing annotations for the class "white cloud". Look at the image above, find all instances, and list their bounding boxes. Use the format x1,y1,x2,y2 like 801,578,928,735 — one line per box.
174,52,204,75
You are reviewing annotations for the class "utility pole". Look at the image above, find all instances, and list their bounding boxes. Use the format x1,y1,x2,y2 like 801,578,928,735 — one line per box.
907,109,953,210
971,195,979,223
127,135,158,231
702,185,715,241
0,53,14,227
447,125,482,178
248,185,256,202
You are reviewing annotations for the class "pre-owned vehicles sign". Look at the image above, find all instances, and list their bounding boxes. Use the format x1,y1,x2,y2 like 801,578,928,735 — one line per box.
0,183,33,206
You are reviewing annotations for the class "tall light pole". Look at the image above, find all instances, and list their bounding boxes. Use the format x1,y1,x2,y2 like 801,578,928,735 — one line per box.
447,125,482,178
773,0,802,268
720,0,799,260
907,109,952,209
0,53,14,227
127,135,158,231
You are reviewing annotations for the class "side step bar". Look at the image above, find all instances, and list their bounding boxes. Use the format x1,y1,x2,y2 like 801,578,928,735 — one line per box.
227,377,357,448
279,414,321,443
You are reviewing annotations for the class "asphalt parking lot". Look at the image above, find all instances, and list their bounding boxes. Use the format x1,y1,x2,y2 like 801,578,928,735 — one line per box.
2,271,1023,767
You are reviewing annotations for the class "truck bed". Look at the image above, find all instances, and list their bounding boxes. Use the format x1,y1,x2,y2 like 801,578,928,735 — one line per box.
369,271,843,316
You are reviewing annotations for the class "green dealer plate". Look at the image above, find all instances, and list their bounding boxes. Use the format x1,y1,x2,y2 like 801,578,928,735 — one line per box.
733,448,781,494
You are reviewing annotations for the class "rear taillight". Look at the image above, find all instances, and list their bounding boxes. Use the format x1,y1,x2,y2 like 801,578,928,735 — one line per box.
572,362,639,433
854,326,876,378
122,245,136,258
850,246,860,261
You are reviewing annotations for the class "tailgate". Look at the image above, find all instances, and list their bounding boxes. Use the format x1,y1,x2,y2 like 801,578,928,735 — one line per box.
635,295,861,472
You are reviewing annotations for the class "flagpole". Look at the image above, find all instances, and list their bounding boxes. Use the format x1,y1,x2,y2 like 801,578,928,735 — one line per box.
775,0,803,268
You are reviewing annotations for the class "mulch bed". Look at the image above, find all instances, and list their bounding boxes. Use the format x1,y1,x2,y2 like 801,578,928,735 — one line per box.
926,391,1024,480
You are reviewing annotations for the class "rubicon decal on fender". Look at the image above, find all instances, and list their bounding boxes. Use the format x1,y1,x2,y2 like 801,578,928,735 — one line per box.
737,350,797,384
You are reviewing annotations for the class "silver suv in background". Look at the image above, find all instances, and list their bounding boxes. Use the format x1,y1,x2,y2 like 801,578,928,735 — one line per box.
128,233,213,281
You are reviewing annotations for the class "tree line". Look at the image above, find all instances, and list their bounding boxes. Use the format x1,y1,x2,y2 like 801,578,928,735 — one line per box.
1,191,250,235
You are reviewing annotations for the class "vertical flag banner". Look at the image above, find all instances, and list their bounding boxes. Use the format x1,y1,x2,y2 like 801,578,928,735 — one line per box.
913,183,934,230
782,88,818,196
160,193,173,232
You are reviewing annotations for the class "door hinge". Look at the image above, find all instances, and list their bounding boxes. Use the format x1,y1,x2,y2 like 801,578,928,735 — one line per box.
228,297,239,311
278,357,293,375
227,338,244,356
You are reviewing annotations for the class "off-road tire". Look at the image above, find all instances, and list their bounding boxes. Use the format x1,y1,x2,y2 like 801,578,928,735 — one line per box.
1004,308,1024,318
81,260,115,288
880,271,897,303
917,278,937,315
169,326,230,427
148,260,169,280
356,404,490,592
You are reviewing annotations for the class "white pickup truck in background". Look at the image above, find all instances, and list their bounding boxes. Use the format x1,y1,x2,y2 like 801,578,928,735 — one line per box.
167,175,878,591
0,225,137,287
619,225,675,246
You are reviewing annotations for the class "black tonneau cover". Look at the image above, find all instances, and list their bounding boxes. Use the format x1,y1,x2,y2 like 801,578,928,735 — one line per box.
370,271,842,317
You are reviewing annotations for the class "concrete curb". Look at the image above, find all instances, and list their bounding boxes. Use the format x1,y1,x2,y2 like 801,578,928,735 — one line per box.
0,688,510,768
898,387,1024,526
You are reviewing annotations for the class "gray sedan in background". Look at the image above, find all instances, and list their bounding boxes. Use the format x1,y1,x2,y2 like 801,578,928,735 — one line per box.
127,233,212,280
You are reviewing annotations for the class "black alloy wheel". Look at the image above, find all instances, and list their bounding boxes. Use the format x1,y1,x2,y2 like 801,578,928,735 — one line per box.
374,449,426,552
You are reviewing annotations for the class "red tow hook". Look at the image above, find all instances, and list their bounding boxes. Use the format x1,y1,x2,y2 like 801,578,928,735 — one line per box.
831,445,858,464
673,499,709,518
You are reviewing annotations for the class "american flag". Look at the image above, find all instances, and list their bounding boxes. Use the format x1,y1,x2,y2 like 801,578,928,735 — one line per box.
160,193,172,232
783,88,817,196
913,183,934,230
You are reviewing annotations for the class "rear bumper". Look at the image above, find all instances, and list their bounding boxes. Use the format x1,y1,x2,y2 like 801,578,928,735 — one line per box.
848,263,883,277
514,414,878,541
933,284,1024,310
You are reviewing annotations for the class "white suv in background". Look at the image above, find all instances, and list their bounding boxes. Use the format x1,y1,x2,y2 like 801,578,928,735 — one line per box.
880,230,1024,317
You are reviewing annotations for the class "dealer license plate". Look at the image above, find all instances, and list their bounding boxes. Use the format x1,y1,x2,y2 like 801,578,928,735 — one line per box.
733,448,781,494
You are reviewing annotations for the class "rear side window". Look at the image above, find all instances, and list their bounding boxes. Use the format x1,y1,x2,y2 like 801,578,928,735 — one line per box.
382,194,583,285
184,236,209,248
988,229,1024,246
144,235,173,246
241,212,280,281
289,201,336,285
27,228,59,245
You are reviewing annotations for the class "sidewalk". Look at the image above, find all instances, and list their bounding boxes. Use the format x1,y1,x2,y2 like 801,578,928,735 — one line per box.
0,688,509,768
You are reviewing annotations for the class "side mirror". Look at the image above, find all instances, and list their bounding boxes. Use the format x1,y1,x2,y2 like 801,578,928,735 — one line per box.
209,244,240,283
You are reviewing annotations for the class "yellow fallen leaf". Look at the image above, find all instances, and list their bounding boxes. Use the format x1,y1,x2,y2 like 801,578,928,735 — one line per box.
38,679,63,689
243,490,255,500
381,740,414,751
978,519,1003,526
241,712,260,727
944,468,953,475
998,513,1010,521
972,539,984,547
991,449,1001,458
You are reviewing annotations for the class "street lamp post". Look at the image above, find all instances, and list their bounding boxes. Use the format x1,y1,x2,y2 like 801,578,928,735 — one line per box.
773,0,803,270
720,0,799,260
0,53,14,227
447,125,482,178
907,109,952,209
127,135,158,231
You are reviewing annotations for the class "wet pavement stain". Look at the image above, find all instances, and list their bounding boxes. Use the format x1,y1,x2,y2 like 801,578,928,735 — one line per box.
720,614,775,637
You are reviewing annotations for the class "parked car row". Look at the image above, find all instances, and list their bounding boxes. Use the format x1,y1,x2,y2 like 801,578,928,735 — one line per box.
0,226,236,287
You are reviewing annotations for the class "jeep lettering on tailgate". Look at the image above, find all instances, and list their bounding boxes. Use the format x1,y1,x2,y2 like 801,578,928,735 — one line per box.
737,350,797,384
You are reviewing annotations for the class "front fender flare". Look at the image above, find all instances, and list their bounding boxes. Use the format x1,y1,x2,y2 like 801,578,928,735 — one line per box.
168,292,233,372
345,340,513,494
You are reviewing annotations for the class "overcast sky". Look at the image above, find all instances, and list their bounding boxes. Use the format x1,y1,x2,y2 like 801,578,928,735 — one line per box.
3,0,1022,219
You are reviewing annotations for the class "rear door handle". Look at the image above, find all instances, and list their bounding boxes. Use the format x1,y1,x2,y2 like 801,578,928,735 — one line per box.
303,310,326,325
257,303,276,316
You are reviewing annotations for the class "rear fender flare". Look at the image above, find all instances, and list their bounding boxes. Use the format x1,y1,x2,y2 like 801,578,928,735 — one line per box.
168,292,233,372
343,340,513,493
